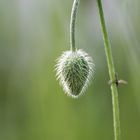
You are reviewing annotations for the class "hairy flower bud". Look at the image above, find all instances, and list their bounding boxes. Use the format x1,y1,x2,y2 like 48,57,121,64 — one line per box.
56,49,94,98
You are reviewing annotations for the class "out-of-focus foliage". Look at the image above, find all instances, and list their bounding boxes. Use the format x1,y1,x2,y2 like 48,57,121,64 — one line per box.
0,0,140,140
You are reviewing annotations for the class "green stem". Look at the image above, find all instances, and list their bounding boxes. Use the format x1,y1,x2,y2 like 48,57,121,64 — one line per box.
96,0,121,140
70,0,80,51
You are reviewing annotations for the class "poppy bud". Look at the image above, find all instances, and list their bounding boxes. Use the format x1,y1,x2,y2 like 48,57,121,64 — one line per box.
56,49,94,98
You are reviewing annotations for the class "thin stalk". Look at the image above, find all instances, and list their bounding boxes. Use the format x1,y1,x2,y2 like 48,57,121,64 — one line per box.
70,0,80,51
96,0,121,140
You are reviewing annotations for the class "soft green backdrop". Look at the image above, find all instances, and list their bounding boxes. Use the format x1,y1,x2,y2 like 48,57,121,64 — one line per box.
0,0,140,140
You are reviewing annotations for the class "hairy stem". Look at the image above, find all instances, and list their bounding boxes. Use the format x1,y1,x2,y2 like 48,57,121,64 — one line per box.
96,0,121,140
70,0,80,51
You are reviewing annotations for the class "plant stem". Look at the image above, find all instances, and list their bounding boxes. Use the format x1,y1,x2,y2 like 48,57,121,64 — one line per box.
70,0,80,51
96,0,121,140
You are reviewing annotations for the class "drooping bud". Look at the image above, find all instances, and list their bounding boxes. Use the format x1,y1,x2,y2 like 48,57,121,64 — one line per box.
56,49,94,98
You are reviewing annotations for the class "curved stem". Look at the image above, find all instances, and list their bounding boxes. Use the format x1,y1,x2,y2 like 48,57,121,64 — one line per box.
96,0,121,140
70,0,80,51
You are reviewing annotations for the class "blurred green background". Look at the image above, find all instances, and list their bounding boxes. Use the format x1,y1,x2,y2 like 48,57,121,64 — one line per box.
0,0,140,140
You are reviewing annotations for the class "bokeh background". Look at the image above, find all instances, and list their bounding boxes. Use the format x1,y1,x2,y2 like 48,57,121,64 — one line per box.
0,0,140,140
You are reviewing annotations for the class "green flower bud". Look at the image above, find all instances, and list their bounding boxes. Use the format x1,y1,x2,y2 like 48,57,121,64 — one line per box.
56,49,94,98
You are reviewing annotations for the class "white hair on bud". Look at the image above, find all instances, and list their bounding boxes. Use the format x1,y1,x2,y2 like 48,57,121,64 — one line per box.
55,49,95,98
